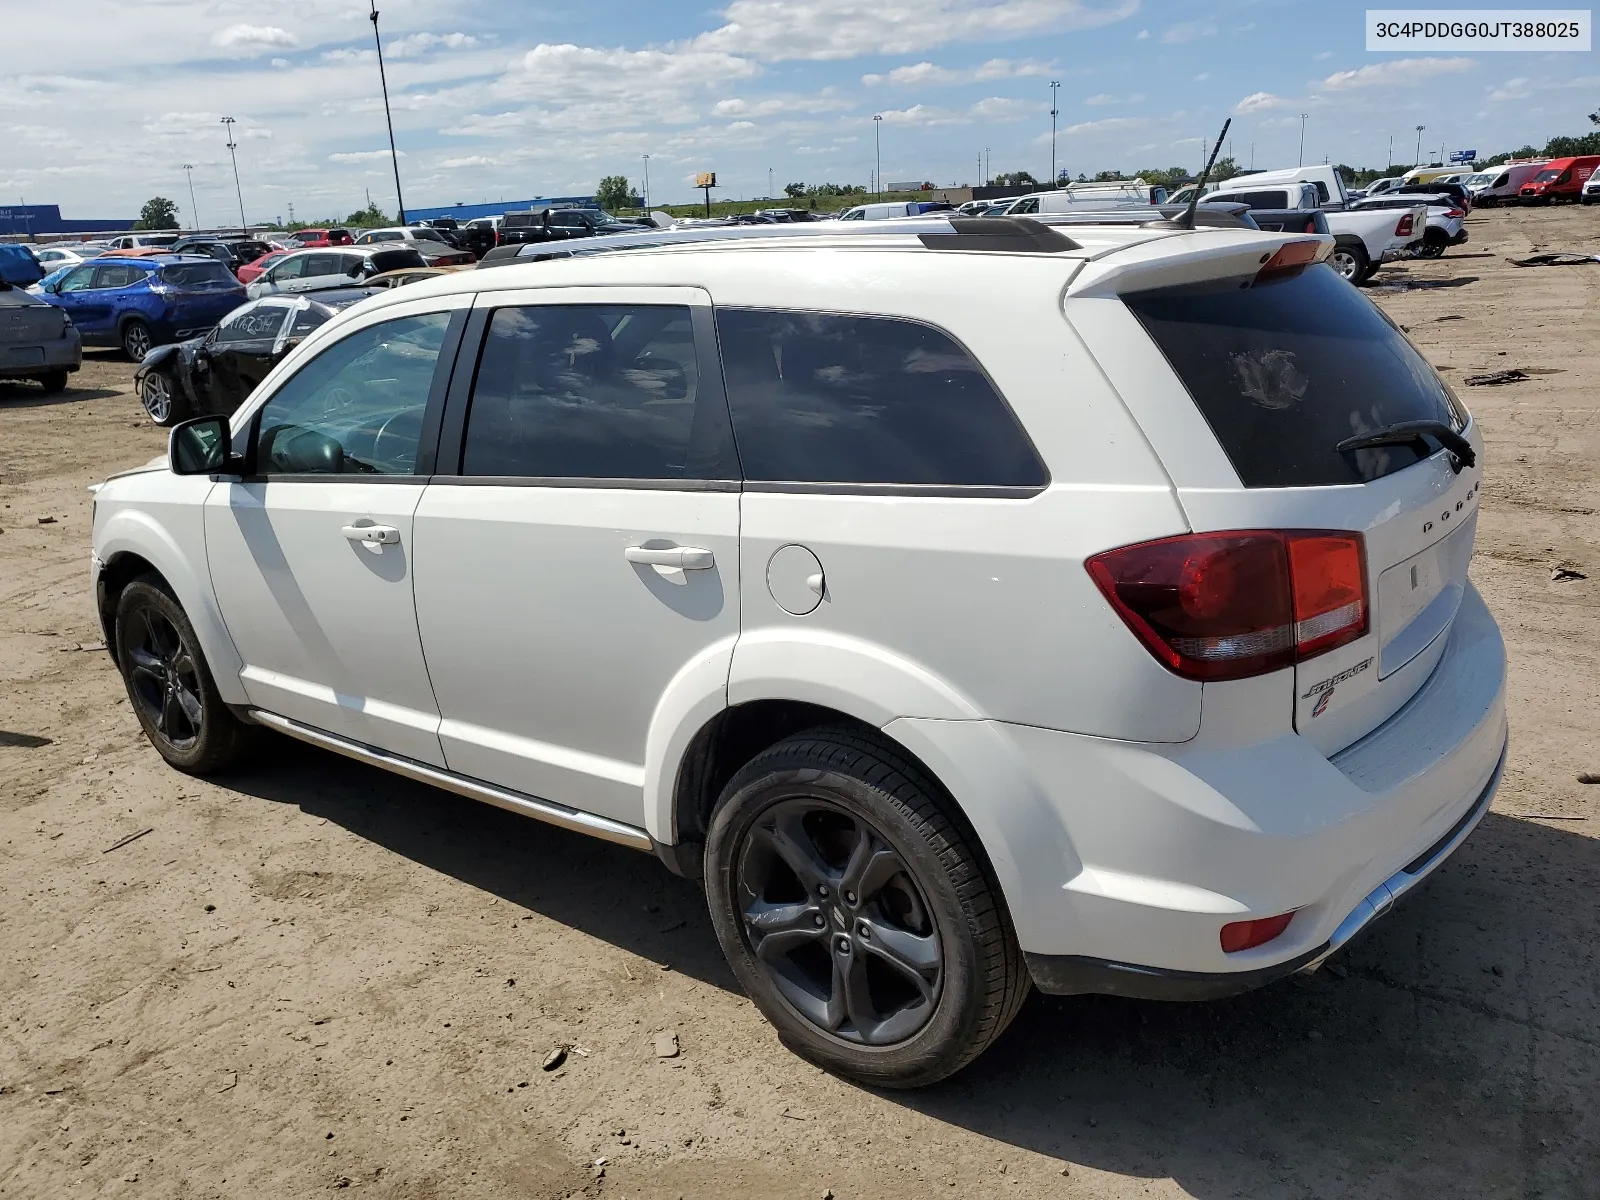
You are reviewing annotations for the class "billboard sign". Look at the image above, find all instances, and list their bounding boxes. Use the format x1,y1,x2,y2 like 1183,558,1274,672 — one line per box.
1449,149,1477,163
695,172,717,188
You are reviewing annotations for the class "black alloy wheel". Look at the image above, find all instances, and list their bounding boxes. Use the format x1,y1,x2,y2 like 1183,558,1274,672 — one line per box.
114,578,255,774
124,604,205,753
704,727,1029,1088
736,797,943,1046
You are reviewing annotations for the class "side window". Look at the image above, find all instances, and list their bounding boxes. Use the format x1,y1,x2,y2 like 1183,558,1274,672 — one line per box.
214,303,287,344
716,309,1047,488
58,265,99,293
288,304,331,337
460,304,733,481
840,209,864,220
93,264,144,289
253,313,450,476
272,255,308,281
1311,181,1331,203
1012,197,1039,214
303,254,341,278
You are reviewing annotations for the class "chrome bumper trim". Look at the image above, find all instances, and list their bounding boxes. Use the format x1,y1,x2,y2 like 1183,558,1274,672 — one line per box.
1299,746,1505,974
250,709,655,852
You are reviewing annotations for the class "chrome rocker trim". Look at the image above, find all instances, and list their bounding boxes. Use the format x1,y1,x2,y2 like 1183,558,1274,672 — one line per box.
250,709,655,852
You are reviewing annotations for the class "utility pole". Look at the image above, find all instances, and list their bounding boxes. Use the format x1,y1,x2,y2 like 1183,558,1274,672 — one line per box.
641,154,650,208
984,147,990,185
1049,80,1061,185
768,166,774,200
1387,134,1393,170
369,0,406,223
1414,124,1426,166
1297,113,1309,167
220,118,246,233
181,163,199,230
872,114,883,198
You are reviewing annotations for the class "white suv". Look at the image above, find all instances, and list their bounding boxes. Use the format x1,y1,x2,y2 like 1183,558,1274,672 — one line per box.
90,216,1507,1088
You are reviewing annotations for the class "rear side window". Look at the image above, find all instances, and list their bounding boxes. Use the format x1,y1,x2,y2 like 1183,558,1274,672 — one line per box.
461,304,735,481
716,309,1047,488
159,262,237,287
1124,264,1466,488
1216,190,1291,209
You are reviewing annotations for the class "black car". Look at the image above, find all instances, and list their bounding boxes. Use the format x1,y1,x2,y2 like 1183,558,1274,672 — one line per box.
170,237,274,274
1392,181,1472,211
497,207,643,247
133,288,379,425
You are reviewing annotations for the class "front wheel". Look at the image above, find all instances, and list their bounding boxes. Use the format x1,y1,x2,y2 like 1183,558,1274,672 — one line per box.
1328,242,1369,284
114,578,255,774
139,369,188,426
704,727,1029,1088
38,369,69,395
121,318,154,361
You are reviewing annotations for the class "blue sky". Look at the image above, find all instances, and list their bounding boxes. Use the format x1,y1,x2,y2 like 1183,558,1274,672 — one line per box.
3,0,1595,223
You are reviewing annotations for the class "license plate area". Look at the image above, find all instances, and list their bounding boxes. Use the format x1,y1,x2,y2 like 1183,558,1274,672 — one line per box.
1376,514,1474,677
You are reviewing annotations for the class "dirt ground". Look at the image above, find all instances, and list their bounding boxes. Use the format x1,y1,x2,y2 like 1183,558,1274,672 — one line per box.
2,205,1597,1200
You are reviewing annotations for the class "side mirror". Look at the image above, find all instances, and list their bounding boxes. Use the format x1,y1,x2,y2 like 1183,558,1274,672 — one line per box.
169,415,233,475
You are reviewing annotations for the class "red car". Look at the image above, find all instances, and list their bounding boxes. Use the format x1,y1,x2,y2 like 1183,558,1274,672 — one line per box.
287,227,355,248
236,249,291,285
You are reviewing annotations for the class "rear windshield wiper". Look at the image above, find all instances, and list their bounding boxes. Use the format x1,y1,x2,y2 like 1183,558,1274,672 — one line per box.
1336,420,1475,472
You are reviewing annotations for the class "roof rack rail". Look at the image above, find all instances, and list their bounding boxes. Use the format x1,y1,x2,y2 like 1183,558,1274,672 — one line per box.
1028,203,1257,231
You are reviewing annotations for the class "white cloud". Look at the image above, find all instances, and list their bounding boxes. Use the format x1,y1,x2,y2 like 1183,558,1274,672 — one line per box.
713,93,853,116
697,0,1138,62
1136,28,1149,39
439,154,501,169
1314,57,1475,91
970,96,1031,120
495,43,760,102
1488,77,1531,101
862,57,1053,86
1232,91,1290,115
212,24,298,54
1161,20,1216,44
1062,115,1148,135
389,32,480,58
1084,92,1144,106
1314,50,1332,60
270,57,289,69
328,149,407,163
322,47,375,63
1193,72,1209,82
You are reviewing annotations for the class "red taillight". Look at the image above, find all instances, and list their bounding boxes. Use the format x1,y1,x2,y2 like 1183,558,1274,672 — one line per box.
1220,911,1296,953
1258,239,1320,279
1086,531,1368,682
1302,218,1316,233
1445,208,1465,219
1395,214,1414,236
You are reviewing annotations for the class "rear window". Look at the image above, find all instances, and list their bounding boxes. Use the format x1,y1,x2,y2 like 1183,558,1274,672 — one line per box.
716,309,1047,489
160,262,238,288
1124,264,1466,488
369,248,426,273
1215,190,1292,209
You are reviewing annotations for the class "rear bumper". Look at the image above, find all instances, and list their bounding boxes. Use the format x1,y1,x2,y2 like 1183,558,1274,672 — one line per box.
891,583,1508,994
0,327,82,377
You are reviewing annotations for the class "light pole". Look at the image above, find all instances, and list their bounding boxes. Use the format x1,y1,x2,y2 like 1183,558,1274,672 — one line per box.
1387,134,1393,171
182,163,199,230
1414,124,1426,166
219,118,246,233
369,0,406,223
1297,113,1309,167
872,114,882,197
1049,80,1061,185
768,166,774,200
984,146,990,185
641,154,650,208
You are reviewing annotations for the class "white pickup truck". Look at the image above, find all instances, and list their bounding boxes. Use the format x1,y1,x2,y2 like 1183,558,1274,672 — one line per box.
1179,169,1426,284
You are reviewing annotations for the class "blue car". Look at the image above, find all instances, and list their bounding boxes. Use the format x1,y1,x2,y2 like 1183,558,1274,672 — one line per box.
34,254,246,360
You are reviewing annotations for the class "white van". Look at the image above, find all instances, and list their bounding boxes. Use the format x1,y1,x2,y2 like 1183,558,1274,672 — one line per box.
838,201,944,221
1468,161,1549,207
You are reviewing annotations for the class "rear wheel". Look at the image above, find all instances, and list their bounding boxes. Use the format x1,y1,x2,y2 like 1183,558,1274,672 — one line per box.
1328,242,1369,284
704,727,1028,1088
38,369,69,395
120,318,154,362
114,578,254,774
1417,231,1447,258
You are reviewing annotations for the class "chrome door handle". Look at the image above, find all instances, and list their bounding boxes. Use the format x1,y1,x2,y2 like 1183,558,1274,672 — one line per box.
343,524,400,545
625,545,714,570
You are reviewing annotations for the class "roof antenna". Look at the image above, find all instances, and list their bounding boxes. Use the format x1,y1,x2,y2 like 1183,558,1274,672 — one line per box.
1172,117,1232,230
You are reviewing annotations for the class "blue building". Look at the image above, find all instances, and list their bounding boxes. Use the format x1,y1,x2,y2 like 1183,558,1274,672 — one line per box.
0,205,134,238
405,196,598,222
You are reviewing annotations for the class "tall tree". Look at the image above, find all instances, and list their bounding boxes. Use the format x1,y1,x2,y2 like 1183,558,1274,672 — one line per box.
135,197,180,230
595,175,633,211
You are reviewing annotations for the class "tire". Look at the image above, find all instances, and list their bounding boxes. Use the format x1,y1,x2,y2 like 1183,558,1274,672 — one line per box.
704,726,1029,1088
1328,241,1369,284
1417,232,1447,259
138,369,188,426
120,318,154,362
38,369,69,395
114,577,254,774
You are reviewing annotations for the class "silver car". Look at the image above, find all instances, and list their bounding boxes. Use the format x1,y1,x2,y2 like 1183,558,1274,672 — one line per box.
0,286,82,394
